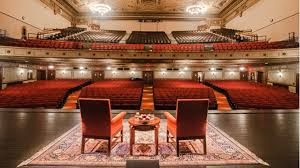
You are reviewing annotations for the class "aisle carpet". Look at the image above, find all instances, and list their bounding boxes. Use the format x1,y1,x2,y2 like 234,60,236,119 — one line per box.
18,120,268,167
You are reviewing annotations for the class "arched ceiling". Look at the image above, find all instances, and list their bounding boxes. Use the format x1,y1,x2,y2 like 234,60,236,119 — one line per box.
41,0,260,21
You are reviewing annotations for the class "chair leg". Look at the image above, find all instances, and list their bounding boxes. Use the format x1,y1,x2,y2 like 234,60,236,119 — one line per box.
176,138,180,157
121,129,123,143
166,130,169,143
81,137,85,154
203,137,207,155
108,138,111,156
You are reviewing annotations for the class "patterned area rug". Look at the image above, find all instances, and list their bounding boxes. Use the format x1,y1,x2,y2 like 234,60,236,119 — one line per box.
18,120,268,167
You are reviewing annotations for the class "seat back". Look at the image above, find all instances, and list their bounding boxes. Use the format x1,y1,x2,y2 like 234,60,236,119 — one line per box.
176,99,209,138
79,98,112,137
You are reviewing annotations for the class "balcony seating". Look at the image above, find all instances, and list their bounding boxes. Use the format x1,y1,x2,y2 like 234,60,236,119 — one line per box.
153,80,217,110
0,80,89,108
79,80,144,109
43,27,86,40
205,80,299,109
152,44,205,52
211,28,242,40
164,99,209,156
79,98,126,155
126,31,171,44
172,31,228,44
68,30,126,43
213,41,299,51
91,43,144,50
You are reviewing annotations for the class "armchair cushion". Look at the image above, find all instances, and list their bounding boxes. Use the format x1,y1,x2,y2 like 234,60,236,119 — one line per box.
164,112,176,124
111,112,126,136
164,112,177,137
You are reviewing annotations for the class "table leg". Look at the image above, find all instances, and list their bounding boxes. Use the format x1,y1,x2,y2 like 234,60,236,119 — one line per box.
130,126,135,155
155,126,159,155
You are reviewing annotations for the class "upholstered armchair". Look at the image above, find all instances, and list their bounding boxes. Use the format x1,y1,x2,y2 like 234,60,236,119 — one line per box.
79,98,126,155
164,99,209,157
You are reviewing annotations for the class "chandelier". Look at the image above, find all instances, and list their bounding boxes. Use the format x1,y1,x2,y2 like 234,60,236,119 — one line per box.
88,2,111,16
186,5,206,15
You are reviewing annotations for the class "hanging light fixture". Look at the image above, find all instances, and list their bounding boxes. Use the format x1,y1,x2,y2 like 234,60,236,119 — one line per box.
88,2,111,16
186,1,207,15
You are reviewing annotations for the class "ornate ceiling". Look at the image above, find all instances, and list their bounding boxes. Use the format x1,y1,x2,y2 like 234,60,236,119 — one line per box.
65,0,234,15
41,0,260,23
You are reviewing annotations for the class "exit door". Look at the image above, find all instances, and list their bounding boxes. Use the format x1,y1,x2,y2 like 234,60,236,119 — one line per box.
143,71,153,85
92,71,104,81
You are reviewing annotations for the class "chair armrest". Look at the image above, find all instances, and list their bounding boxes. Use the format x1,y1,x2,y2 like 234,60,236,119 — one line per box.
164,112,176,124
112,112,126,124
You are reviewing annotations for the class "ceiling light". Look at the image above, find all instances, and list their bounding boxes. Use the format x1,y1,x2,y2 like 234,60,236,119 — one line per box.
186,5,206,15
88,2,111,16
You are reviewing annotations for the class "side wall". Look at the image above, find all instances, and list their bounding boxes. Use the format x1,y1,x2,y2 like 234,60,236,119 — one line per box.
0,0,71,39
226,0,299,41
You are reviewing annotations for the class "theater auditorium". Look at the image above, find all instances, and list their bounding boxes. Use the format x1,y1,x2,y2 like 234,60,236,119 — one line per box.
0,0,299,167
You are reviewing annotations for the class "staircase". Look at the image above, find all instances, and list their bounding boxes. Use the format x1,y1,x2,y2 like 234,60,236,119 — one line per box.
140,85,154,111
63,91,81,109
213,90,232,111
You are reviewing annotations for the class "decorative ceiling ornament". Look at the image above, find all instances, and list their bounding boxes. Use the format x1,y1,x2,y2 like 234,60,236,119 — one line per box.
186,4,207,15
87,2,111,16
186,0,207,15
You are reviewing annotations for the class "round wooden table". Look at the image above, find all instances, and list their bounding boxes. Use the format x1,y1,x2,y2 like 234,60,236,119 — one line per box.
128,116,160,155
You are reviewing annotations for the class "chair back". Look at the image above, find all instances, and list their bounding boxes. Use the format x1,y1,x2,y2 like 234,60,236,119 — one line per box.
176,99,209,138
79,98,112,137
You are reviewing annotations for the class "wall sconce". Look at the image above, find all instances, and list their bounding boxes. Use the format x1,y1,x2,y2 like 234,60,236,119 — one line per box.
210,68,216,71
80,70,85,74
62,70,66,74
112,71,117,75
130,71,135,75
240,67,245,71
79,66,85,70
161,71,166,76
107,66,111,70
28,70,33,73
230,71,234,75
19,69,24,75
179,71,185,75
183,67,188,71
278,72,283,78
48,65,54,69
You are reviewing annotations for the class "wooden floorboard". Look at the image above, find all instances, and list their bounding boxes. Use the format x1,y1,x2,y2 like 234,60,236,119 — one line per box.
0,110,298,168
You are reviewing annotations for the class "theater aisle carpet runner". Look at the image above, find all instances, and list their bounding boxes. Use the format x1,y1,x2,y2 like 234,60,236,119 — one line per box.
19,120,268,167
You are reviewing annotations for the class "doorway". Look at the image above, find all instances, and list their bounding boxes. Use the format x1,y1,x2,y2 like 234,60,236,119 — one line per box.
47,70,55,80
240,71,248,81
296,73,299,94
37,70,46,80
257,71,264,83
92,71,105,81
0,67,2,89
143,71,153,85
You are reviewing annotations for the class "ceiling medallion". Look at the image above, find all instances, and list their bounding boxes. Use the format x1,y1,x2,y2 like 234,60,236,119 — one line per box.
88,2,111,16
186,4,206,15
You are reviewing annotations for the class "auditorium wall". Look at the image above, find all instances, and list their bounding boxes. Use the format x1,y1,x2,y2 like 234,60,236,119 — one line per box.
266,64,299,86
82,20,219,34
226,0,299,41
0,0,71,39
154,71,192,79
2,67,36,83
56,70,92,79
104,70,142,79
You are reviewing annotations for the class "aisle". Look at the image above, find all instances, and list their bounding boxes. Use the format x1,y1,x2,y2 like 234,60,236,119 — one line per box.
213,90,232,111
140,85,154,111
63,91,81,109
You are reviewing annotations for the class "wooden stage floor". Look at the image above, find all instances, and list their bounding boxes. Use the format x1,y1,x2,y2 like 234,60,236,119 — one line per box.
0,108,298,168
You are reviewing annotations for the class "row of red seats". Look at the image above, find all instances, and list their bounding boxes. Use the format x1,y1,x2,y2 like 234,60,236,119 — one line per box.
206,80,299,109
79,80,144,109
213,41,299,51
153,80,217,110
0,37,298,51
0,80,88,108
